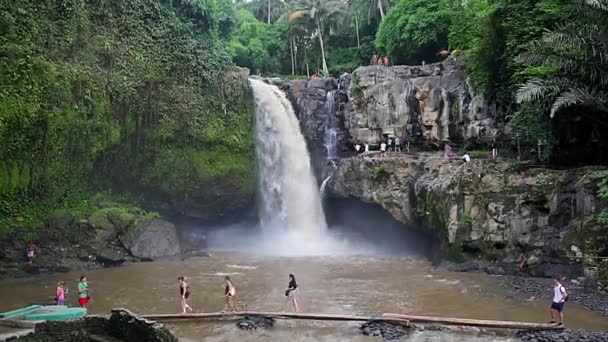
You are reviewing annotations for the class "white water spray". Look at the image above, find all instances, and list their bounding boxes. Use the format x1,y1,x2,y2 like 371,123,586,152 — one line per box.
250,79,329,254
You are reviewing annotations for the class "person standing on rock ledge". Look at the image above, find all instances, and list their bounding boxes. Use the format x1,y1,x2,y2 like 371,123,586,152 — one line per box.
550,277,568,326
380,141,387,158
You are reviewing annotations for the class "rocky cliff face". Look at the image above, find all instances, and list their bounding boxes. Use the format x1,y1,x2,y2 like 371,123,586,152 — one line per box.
329,155,606,278
285,60,498,181
284,78,350,180
346,60,497,145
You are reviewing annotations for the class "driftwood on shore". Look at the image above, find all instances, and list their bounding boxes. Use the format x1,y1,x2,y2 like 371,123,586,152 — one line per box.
139,311,563,330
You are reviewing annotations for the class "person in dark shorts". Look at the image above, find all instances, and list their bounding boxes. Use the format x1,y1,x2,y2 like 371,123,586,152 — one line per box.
550,277,568,326
178,276,193,314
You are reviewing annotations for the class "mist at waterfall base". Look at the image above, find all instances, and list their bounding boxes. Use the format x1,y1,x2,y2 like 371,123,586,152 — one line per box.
203,79,432,257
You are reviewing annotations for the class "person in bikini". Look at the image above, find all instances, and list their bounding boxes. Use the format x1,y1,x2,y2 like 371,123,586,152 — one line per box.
285,274,299,312
178,276,193,314
224,276,238,312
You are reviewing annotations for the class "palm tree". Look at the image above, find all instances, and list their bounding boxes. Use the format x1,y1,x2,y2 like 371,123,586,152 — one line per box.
241,0,287,24
286,0,347,76
516,0,608,118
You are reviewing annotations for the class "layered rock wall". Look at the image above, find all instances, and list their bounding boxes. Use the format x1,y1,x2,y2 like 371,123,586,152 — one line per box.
285,60,498,181
345,61,497,145
329,155,606,277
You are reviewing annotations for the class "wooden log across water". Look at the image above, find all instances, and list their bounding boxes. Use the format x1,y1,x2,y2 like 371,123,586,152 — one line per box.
381,313,564,330
140,311,562,330
141,311,409,325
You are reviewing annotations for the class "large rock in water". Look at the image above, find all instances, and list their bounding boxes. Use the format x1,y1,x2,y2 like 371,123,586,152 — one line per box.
121,219,180,260
328,154,605,278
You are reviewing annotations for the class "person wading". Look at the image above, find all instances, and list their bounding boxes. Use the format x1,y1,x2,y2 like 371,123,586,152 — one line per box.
77,276,90,308
178,276,193,314
285,274,299,312
224,276,237,312
56,281,67,305
550,277,568,326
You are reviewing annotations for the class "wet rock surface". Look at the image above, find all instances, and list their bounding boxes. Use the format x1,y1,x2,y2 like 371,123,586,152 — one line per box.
236,316,274,330
329,154,606,279
360,321,410,340
517,330,608,342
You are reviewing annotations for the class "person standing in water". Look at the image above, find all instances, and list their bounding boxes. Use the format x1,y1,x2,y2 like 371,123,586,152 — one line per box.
285,274,299,312
56,281,67,305
178,276,193,314
550,277,568,326
224,276,237,312
77,276,89,308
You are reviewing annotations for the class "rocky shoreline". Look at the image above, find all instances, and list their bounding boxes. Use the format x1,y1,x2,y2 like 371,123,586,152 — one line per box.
496,275,608,317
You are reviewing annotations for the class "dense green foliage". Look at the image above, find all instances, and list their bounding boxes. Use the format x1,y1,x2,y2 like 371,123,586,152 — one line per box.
0,0,255,230
375,0,450,65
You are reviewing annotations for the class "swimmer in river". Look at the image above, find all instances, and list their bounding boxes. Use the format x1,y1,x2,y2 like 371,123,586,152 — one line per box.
178,276,193,314
224,276,237,312
285,274,299,312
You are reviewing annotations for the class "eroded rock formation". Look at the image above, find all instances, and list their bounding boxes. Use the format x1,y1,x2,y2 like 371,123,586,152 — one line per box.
328,154,606,277
345,60,497,145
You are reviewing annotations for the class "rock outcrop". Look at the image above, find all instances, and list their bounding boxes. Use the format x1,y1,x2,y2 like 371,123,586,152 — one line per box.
329,154,606,278
120,219,180,260
285,59,497,181
345,60,497,145
286,78,349,180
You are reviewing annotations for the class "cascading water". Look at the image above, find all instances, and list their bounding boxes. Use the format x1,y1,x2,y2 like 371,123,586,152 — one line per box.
250,79,329,253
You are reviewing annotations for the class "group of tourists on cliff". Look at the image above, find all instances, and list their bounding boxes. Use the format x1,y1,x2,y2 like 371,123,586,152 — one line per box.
354,136,410,157
371,53,391,66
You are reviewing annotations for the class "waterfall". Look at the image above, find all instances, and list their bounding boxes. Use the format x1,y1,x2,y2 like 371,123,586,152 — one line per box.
250,79,328,248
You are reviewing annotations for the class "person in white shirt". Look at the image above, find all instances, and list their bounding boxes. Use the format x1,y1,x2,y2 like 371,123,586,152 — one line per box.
395,137,401,152
364,143,369,153
380,142,387,158
462,153,471,163
550,278,568,326
355,144,361,155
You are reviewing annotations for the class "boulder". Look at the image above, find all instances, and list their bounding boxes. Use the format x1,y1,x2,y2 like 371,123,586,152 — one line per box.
120,219,180,260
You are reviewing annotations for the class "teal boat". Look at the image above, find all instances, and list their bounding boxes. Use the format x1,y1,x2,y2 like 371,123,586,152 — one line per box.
0,305,43,319
24,307,87,321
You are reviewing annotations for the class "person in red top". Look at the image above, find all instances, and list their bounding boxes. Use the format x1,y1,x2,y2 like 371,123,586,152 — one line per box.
311,73,318,78
377,58,383,66
383,56,389,66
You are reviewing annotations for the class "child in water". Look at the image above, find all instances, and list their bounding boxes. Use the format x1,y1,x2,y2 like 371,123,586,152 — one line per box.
56,282,67,305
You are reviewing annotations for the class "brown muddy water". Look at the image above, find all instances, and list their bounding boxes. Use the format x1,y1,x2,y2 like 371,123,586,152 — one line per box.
0,253,607,341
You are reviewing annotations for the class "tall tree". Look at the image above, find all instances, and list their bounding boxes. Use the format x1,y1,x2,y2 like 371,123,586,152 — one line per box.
286,0,347,76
